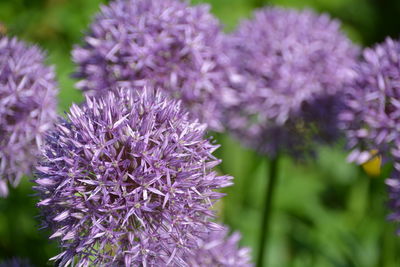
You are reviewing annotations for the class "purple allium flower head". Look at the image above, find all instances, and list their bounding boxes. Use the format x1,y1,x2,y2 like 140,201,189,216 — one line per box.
0,36,58,197
72,0,234,131
341,38,400,165
184,225,253,267
34,87,232,266
225,7,359,157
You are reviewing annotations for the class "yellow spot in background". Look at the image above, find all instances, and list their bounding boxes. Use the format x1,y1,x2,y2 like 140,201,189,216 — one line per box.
0,23,6,35
362,150,382,177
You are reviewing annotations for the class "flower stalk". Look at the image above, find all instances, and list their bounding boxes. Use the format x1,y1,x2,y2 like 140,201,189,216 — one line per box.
257,155,280,267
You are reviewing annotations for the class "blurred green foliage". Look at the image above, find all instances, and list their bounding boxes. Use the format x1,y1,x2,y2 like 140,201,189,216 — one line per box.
1,0,400,266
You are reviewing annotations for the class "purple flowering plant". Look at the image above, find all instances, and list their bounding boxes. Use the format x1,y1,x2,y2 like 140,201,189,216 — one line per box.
349,38,400,231
0,36,58,197
34,87,233,266
225,7,359,157
221,7,360,266
5,0,400,266
73,0,234,131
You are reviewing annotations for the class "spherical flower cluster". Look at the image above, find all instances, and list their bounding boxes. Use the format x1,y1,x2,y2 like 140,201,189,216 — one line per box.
225,7,359,157
341,38,400,164
0,36,58,197
73,0,234,131
184,225,252,267
34,87,232,266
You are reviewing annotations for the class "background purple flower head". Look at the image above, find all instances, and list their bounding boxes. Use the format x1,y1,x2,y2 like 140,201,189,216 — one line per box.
225,7,359,157
184,225,253,267
341,38,400,165
73,0,234,131
34,87,232,266
0,36,58,197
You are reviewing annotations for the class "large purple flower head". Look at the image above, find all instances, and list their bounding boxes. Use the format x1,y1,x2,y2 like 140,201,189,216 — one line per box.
34,87,232,266
341,38,400,165
0,36,58,197
184,225,253,267
73,0,234,131
225,7,358,157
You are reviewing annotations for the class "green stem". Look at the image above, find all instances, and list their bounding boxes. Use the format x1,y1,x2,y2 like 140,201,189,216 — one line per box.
256,155,280,267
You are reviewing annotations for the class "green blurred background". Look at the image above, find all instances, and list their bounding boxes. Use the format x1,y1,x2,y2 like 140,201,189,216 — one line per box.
1,0,400,266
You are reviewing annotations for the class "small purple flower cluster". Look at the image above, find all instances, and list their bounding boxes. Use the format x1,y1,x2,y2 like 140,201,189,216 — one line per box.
224,7,359,157
73,0,234,131
0,37,58,197
184,225,252,267
34,88,243,266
